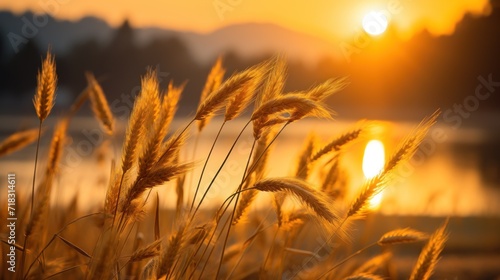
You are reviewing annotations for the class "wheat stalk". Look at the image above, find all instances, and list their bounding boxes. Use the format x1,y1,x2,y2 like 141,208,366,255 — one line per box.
195,64,259,123
121,70,159,175
253,177,338,223
255,55,287,109
347,174,386,218
141,258,159,280
311,126,364,162
385,110,440,175
0,128,40,157
137,78,174,179
252,56,287,139
232,188,258,225
157,223,186,278
348,112,439,218
46,119,68,173
120,163,192,215
307,77,349,102
378,228,427,245
86,73,114,135
251,94,331,122
224,64,266,121
129,239,162,262
409,220,449,280
162,81,185,130
198,57,226,131
33,50,57,122
295,133,317,179
24,175,53,238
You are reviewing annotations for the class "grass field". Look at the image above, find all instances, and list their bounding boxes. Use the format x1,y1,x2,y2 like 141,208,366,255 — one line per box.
1,51,494,279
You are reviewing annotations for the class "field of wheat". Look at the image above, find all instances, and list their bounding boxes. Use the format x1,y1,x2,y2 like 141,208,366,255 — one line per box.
0,51,450,280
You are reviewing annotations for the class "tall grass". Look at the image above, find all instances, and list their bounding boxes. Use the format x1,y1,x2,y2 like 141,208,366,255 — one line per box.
0,51,449,280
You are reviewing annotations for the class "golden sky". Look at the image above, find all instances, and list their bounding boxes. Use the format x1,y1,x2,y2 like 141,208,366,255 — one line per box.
0,0,492,41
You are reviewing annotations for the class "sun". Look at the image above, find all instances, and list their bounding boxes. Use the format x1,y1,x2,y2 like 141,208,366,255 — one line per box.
362,11,389,36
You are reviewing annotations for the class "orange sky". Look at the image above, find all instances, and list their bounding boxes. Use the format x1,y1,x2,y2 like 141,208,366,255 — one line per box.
0,0,492,41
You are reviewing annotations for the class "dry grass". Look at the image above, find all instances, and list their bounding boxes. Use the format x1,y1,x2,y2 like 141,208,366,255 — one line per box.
0,51,450,280
409,220,449,280
86,73,115,135
0,128,40,157
33,50,56,122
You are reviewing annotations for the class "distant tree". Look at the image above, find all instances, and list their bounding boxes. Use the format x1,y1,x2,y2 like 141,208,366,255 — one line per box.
109,19,134,53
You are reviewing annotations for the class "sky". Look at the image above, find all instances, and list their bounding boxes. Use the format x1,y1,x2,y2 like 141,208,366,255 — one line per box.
0,0,493,42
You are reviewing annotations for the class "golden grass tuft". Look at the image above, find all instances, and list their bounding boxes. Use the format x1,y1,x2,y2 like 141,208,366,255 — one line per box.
384,110,440,175
129,239,163,262
378,228,428,245
46,118,68,173
347,174,386,218
0,128,40,157
253,177,338,223
409,220,449,280
251,94,332,123
224,64,266,121
255,55,287,109
307,77,349,102
196,64,267,124
198,56,226,131
120,162,193,215
295,132,317,179
86,73,115,135
157,223,186,278
311,126,364,162
121,70,160,175
347,112,438,218
33,50,57,122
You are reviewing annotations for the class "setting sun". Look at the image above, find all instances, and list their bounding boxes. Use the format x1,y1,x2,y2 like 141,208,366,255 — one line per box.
362,11,389,36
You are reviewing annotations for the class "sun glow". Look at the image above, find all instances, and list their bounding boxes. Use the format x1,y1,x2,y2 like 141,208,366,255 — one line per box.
362,140,385,209
362,11,389,36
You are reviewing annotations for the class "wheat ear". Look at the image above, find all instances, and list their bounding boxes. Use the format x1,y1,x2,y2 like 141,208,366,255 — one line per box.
311,126,364,162
255,55,287,108
122,71,159,173
120,163,192,216
224,64,267,121
129,239,163,263
252,94,331,122
385,110,440,174
253,177,338,223
33,50,57,122
348,112,439,218
157,223,186,278
307,76,349,102
409,220,449,280
0,128,40,157
86,73,114,135
295,132,317,179
198,56,226,131
195,66,261,123
378,228,427,245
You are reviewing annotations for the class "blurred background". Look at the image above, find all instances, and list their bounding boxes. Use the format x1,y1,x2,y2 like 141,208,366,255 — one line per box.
0,0,499,278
